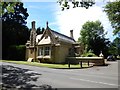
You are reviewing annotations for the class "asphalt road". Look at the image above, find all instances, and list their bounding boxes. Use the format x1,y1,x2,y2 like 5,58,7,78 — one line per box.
1,61,119,89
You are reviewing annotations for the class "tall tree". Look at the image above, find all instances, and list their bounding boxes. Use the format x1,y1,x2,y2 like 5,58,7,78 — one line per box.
36,27,44,35
104,1,120,35
108,37,120,59
112,37,120,55
2,2,29,25
2,2,29,60
0,1,20,16
78,21,110,57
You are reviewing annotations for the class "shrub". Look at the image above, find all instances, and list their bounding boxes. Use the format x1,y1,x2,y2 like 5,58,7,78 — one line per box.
7,45,26,61
81,50,97,57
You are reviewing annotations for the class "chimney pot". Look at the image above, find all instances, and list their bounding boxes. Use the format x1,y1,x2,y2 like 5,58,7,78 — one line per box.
32,21,35,29
46,21,48,28
70,30,74,38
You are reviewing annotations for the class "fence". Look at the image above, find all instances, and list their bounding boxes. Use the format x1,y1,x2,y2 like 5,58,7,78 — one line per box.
66,57,105,68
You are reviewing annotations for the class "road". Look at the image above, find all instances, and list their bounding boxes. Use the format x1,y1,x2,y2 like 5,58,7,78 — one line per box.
1,61,119,89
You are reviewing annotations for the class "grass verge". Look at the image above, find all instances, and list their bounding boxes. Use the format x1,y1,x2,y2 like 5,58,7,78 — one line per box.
0,60,90,69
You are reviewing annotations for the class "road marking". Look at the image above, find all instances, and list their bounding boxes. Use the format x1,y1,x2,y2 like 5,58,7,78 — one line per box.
70,77,118,86
50,69,117,80
52,69,57,70
70,73,117,80
86,72,118,76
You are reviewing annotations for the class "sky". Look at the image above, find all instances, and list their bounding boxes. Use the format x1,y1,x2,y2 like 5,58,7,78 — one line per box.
23,0,116,41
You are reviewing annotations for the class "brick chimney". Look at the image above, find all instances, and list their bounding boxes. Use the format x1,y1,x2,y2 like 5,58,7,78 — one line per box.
32,21,35,29
70,30,74,38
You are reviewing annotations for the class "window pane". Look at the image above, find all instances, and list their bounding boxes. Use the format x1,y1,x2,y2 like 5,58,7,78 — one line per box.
45,47,50,56
39,47,43,56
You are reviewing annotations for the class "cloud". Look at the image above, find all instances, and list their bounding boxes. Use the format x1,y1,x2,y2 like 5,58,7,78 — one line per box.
55,2,114,41
49,22,58,26
28,5,42,9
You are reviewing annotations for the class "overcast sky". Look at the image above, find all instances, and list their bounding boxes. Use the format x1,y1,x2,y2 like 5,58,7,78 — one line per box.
23,0,116,41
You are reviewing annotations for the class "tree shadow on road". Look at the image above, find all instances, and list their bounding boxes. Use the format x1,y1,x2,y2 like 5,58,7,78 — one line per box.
1,65,56,90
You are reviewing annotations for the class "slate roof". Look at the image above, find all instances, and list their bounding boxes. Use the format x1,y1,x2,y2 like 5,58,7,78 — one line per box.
36,22,76,44
50,30,75,44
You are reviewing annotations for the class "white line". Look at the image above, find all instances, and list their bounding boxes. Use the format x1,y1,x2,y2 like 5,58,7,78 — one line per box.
71,73,117,80
86,72,118,76
70,77,118,86
51,70,117,80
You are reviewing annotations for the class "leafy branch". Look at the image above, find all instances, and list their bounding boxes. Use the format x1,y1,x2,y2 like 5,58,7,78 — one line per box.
57,0,95,11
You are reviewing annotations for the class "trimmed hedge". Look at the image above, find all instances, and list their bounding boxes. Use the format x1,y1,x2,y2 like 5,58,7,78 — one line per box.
7,45,26,61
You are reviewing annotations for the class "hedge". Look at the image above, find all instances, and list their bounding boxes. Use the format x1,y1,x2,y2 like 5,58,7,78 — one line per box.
7,45,26,61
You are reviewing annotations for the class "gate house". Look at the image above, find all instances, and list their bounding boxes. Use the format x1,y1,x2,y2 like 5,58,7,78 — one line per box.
26,21,83,63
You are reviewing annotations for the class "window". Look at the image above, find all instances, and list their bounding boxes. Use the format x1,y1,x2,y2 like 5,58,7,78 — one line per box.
44,47,50,56
39,47,43,56
38,46,51,56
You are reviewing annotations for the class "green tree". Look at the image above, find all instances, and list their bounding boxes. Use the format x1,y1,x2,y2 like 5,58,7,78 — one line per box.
109,37,120,55
114,37,120,55
104,1,120,35
0,0,20,16
2,2,29,60
36,27,45,35
78,21,110,57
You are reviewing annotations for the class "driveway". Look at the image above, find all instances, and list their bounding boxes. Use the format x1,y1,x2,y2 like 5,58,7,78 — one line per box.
0,61,119,89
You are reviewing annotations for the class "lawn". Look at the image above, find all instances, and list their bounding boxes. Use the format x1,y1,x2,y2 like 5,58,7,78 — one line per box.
0,60,90,69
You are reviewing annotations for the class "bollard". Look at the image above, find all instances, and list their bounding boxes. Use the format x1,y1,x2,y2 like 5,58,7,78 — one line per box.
88,61,89,66
79,61,82,68
68,61,70,69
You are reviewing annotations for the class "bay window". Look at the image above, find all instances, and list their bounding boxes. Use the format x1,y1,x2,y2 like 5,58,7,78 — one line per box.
39,46,51,56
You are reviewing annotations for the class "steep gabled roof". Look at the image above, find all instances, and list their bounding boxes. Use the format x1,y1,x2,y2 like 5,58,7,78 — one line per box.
50,30,75,44
36,22,76,45
36,34,42,43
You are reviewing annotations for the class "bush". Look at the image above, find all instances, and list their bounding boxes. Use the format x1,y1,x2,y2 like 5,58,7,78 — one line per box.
7,45,26,61
81,50,97,57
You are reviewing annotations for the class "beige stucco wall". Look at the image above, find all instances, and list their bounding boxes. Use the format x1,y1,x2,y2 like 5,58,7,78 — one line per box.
27,49,34,59
26,42,73,63
26,47,37,62
54,43,72,63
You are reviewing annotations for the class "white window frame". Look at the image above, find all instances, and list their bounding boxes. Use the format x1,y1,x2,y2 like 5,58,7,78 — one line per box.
38,46,51,56
39,47,44,56
44,46,51,56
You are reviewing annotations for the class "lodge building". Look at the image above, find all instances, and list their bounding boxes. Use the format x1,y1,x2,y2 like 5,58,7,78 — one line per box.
26,21,83,63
